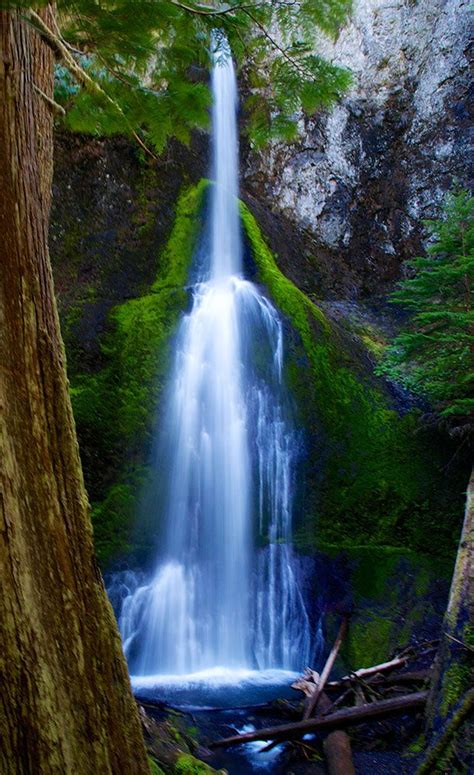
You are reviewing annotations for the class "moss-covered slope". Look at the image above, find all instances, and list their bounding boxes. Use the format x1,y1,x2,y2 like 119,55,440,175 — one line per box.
65,178,464,567
240,202,464,555
70,181,207,564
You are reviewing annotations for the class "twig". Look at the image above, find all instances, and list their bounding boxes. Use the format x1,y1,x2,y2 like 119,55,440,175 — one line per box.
444,632,474,652
170,0,262,15
242,8,315,81
33,84,66,115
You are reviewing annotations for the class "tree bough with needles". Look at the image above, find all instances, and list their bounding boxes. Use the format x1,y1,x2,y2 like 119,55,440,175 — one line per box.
7,0,352,154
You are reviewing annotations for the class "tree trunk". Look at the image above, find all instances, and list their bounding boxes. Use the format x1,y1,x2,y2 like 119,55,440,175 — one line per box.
0,8,148,773
420,467,474,772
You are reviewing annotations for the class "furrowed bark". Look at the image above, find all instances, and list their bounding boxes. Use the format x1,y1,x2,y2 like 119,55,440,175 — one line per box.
420,467,474,772
0,7,148,773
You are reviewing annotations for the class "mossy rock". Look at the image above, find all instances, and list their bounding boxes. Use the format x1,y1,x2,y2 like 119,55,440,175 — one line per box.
313,545,453,670
240,201,465,557
69,180,208,565
174,754,225,775
66,178,465,567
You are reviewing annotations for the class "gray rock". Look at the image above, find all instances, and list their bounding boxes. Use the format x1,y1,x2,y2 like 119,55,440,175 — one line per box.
243,0,473,299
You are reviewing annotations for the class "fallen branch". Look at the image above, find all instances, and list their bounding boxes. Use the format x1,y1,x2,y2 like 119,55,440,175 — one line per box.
303,616,349,719
324,730,355,775
211,691,428,748
370,669,431,688
326,656,410,687
322,668,431,716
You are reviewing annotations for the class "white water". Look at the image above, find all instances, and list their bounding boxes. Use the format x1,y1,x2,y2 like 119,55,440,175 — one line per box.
110,37,315,683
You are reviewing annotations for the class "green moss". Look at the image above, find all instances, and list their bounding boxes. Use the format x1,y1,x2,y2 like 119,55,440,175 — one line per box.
345,616,393,669
148,757,166,775
440,663,471,717
360,331,386,360
174,754,224,775
319,544,453,667
407,734,426,755
240,201,464,557
70,180,207,565
67,179,464,566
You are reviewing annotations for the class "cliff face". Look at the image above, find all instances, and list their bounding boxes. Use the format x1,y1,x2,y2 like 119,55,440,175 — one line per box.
50,133,207,372
243,0,472,299
49,0,471,569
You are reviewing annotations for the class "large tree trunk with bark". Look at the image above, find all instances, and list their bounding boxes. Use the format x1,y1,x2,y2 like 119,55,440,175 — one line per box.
0,7,148,773
419,467,474,772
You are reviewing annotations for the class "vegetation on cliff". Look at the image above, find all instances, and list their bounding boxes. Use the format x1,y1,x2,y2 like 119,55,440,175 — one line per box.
240,201,466,556
378,189,473,437
67,180,466,568
70,181,207,564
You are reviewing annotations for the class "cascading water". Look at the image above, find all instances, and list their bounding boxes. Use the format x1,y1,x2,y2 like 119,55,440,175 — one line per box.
110,37,316,682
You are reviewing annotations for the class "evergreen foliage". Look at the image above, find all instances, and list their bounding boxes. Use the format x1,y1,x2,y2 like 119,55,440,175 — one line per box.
6,0,352,150
378,190,474,435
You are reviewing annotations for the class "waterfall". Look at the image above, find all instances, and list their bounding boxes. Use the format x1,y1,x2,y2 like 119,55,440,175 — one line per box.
112,37,314,678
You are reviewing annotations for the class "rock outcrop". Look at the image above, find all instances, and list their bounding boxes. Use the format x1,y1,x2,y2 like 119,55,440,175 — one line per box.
243,0,472,299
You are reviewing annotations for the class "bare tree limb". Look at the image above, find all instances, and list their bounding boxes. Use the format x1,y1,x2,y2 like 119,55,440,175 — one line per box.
303,616,349,719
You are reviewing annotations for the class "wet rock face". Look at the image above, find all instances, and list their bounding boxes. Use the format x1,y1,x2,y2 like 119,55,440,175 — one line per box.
50,132,207,368
243,0,473,299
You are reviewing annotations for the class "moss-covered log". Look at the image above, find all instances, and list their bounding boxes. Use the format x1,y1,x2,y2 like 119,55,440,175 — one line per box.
0,8,148,773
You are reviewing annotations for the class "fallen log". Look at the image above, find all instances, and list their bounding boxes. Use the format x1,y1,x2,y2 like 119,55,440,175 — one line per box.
303,616,349,719
211,691,428,748
326,656,410,687
319,692,355,775
324,730,356,775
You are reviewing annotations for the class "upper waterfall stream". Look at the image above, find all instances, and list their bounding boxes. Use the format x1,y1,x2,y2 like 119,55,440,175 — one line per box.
109,38,316,690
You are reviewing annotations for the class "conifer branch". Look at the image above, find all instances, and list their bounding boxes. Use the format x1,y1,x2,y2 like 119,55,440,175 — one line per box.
26,10,159,161
170,0,260,16
242,8,313,80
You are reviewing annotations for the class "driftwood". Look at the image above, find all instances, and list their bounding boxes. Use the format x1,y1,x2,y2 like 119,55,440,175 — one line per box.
300,616,349,719
324,730,356,775
369,669,430,687
211,690,428,748
326,655,410,688
292,621,355,775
